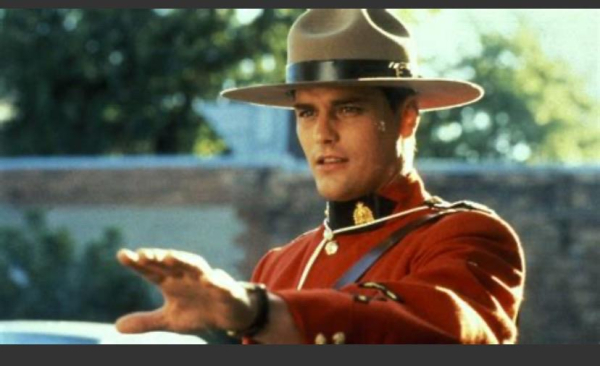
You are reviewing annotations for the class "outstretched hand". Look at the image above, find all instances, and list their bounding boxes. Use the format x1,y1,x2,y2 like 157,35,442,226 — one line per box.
115,248,257,335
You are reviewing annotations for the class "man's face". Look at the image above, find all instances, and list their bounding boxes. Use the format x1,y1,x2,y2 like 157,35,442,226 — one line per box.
294,86,403,202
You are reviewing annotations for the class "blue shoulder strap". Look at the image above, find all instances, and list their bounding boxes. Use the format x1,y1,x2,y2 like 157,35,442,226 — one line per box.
333,197,493,290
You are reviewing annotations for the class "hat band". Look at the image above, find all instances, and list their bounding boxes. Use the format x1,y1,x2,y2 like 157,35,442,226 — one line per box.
286,60,413,83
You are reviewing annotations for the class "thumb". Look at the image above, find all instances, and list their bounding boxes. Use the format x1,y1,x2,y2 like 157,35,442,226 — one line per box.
116,309,166,334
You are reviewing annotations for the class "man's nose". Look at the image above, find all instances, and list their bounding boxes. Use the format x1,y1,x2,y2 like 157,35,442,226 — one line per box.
314,114,338,144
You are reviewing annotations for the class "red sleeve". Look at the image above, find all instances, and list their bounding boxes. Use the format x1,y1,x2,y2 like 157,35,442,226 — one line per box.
250,247,277,283
242,247,281,345
274,212,525,344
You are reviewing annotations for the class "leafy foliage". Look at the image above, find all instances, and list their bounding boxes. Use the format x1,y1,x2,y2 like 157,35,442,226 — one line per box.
0,9,302,156
0,210,156,321
0,10,597,163
417,27,599,163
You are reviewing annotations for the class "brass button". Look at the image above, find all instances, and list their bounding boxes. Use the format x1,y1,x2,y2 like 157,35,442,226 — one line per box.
332,332,346,344
355,294,369,303
384,290,399,301
323,230,334,241
324,241,338,256
361,282,385,291
315,333,327,345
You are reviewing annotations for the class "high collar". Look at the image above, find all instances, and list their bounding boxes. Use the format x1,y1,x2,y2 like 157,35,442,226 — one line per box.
325,169,430,231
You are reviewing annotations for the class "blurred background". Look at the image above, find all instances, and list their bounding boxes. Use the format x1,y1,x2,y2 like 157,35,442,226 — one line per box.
0,9,598,344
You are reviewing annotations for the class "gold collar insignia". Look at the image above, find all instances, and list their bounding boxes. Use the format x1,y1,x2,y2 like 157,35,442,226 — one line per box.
353,202,375,225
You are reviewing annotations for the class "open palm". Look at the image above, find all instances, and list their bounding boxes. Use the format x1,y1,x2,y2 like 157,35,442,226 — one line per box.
115,248,255,334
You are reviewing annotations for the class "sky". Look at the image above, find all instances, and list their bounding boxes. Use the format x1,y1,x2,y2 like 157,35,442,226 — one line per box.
236,9,599,104
407,9,599,102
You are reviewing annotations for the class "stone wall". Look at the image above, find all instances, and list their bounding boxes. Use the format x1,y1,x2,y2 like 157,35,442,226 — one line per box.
418,167,600,344
1,163,599,343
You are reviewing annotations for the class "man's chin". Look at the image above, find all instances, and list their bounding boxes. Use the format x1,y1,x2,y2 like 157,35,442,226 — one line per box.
315,185,359,202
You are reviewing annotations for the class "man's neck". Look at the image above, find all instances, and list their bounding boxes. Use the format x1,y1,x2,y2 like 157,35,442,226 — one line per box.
324,168,427,231
326,192,398,230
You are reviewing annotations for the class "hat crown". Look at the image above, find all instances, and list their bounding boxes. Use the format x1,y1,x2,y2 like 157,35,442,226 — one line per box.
220,9,484,112
288,9,416,66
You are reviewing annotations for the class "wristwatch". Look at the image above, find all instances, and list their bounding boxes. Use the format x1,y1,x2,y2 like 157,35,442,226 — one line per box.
226,282,270,339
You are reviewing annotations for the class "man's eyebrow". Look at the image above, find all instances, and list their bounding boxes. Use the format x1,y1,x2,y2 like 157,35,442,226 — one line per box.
331,97,367,106
292,103,314,110
293,97,368,109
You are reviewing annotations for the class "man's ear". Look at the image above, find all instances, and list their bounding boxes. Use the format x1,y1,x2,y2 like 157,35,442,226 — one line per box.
398,95,420,139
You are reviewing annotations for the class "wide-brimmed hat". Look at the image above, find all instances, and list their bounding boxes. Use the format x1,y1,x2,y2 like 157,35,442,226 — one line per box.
220,9,483,112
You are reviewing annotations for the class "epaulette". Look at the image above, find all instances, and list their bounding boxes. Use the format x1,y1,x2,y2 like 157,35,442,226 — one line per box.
424,196,496,215
288,227,320,245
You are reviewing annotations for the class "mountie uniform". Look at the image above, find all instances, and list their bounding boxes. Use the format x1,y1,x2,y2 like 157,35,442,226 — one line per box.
249,169,525,344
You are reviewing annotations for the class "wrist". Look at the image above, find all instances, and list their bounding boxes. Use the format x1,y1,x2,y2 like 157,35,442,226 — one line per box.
226,282,270,339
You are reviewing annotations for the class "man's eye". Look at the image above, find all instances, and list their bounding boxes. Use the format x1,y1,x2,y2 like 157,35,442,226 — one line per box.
339,105,362,116
296,109,315,119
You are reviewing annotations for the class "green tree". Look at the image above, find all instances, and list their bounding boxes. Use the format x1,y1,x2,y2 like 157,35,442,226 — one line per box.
0,211,77,318
416,26,600,163
0,210,156,321
76,227,158,322
0,9,302,156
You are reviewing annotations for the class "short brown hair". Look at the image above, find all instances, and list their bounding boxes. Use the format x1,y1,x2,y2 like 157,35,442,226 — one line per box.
380,87,416,113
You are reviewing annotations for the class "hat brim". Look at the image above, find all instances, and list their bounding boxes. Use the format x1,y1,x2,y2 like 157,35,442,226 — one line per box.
220,78,484,112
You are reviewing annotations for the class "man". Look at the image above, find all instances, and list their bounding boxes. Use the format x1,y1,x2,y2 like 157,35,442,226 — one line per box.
116,9,525,344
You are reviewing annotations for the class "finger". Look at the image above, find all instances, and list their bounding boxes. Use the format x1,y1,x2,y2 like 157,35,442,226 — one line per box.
161,260,197,280
116,309,166,334
163,256,202,280
135,248,211,273
116,248,139,266
137,249,180,278
120,248,208,281
117,249,167,283
172,250,212,272
137,248,171,265
126,262,166,284
165,250,212,276
207,268,237,289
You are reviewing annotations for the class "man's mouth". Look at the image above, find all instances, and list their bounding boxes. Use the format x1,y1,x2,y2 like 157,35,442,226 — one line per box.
316,155,349,170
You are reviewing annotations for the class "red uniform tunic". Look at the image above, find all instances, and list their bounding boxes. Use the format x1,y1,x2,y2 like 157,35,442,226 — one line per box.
250,170,525,344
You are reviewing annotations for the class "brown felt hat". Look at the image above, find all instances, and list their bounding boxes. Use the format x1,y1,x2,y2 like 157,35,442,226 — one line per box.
220,9,483,112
